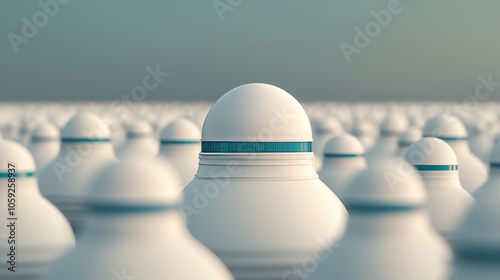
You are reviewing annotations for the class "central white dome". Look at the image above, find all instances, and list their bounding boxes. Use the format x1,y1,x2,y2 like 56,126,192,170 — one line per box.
202,83,312,142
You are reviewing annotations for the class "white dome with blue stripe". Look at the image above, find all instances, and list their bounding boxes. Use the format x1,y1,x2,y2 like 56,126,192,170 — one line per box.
0,139,36,177
201,83,313,153
404,137,459,171
61,112,110,142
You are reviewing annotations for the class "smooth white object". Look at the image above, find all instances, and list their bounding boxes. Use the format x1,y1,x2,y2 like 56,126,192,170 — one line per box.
157,118,201,188
42,160,234,280
29,122,61,171
365,113,408,166
318,134,367,200
405,137,474,240
0,140,74,279
423,114,487,193
183,83,347,280
38,112,118,234
310,158,450,280
453,152,500,279
115,120,158,161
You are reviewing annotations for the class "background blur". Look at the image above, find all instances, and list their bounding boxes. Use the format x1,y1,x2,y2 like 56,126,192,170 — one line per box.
1,0,499,102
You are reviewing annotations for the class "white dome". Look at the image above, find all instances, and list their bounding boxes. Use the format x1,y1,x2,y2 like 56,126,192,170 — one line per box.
125,120,153,137
87,160,182,209
61,112,110,140
380,113,408,136
202,83,312,142
405,137,458,166
343,158,427,208
31,122,60,141
161,118,200,143
0,140,36,173
323,134,364,156
423,114,467,139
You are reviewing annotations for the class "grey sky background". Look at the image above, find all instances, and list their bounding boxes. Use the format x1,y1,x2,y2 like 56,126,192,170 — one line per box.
1,0,499,102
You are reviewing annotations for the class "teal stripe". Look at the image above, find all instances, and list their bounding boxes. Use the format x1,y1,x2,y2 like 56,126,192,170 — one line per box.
324,153,364,158
424,136,467,141
89,204,178,213
414,164,458,171
490,163,500,168
161,140,200,145
62,138,110,143
347,204,419,212
201,141,312,153
0,172,35,178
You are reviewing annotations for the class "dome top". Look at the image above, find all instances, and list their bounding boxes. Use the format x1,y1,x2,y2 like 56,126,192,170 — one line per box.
31,122,60,142
342,158,427,210
423,114,467,140
86,159,182,210
0,140,36,174
202,83,312,142
405,137,458,169
323,134,364,157
161,118,200,143
398,127,422,147
126,120,153,138
380,113,408,136
61,112,110,141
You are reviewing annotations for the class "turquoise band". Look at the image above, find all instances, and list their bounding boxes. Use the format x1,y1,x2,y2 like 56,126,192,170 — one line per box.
201,141,313,153
424,136,467,141
62,138,110,143
323,153,364,158
161,140,200,145
490,163,500,168
0,172,35,178
347,204,420,212
414,164,458,171
89,203,178,213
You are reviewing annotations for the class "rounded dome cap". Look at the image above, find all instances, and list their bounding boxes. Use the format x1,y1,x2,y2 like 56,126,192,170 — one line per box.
380,113,408,136
0,140,36,173
342,158,427,209
86,160,182,210
31,122,60,141
161,118,201,143
202,83,312,142
398,127,422,147
61,112,110,140
404,137,458,170
323,134,364,157
423,114,467,140
126,120,153,137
